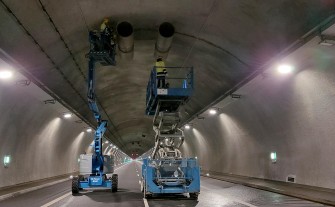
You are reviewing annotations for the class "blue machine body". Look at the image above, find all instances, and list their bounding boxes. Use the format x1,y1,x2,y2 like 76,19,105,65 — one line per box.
143,66,200,198
142,158,200,194
146,66,193,115
77,30,116,190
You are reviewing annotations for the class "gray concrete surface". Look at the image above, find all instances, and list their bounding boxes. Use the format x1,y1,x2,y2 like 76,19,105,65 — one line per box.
0,64,127,188
0,0,334,199
0,0,334,155
0,161,330,207
181,27,335,189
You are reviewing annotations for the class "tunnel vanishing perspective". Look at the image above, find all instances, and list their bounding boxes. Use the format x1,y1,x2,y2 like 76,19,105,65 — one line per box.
0,0,335,206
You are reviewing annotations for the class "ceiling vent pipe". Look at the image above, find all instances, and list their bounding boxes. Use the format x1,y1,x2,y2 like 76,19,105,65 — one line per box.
117,21,134,59
155,22,175,59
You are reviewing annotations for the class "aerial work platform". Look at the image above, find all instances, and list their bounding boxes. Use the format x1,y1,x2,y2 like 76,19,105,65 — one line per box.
145,66,194,115
142,65,200,199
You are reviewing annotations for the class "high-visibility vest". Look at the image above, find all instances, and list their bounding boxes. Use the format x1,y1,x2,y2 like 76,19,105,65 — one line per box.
155,61,166,77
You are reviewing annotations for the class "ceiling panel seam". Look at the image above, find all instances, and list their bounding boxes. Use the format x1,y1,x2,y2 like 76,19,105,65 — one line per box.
0,0,123,148
1,0,124,148
0,0,87,104
181,14,335,126
181,0,217,67
38,0,87,80
38,0,125,148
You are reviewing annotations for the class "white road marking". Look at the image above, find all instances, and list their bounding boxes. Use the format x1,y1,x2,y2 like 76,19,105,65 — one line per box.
143,198,149,207
40,192,71,207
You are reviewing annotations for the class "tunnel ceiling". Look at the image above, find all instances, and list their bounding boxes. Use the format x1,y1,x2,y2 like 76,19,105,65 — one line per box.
0,0,334,155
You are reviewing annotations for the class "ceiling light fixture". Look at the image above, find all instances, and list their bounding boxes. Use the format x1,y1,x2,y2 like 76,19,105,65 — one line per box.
86,128,92,133
209,109,217,115
277,64,294,74
0,70,13,79
184,124,190,129
319,34,335,46
63,113,72,119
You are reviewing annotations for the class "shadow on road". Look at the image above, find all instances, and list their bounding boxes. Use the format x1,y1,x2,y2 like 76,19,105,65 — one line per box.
147,194,199,207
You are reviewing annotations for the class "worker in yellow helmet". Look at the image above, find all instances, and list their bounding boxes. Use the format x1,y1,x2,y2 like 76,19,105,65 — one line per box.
155,57,167,88
100,18,109,32
100,18,114,50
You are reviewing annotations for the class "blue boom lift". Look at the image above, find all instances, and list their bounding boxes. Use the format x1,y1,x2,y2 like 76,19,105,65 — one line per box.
142,66,200,199
71,29,118,194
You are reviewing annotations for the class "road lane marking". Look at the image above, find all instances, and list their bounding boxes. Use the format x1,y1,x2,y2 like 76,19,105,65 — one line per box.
143,198,149,207
40,192,71,207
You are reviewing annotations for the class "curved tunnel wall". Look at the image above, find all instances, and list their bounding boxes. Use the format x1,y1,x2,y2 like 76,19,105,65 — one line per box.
181,38,335,190
0,80,93,188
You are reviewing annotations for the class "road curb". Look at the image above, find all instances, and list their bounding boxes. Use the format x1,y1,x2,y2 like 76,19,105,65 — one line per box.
0,178,70,202
202,174,335,206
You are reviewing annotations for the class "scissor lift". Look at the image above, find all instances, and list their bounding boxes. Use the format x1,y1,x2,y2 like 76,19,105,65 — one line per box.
142,66,200,199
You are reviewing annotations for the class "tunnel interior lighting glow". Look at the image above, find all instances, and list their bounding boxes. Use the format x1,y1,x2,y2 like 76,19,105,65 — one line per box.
113,146,116,149
195,156,198,159
77,158,80,163
206,173,210,176
3,155,11,167
319,41,333,46
185,124,190,129
0,70,13,79
70,175,73,179
105,141,109,144
63,113,72,118
277,64,294,74
270,152,277,163
86,128,92,132
209,109,217,115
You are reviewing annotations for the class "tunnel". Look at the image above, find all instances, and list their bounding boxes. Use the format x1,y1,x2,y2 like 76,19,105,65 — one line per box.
0,1,335,207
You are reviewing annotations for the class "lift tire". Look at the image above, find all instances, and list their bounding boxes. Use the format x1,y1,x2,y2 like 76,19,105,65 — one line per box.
78,175,84,190
72,177,80,194
189,193,198,200
140,177,144,192
143,180,152,199
111,174,118,192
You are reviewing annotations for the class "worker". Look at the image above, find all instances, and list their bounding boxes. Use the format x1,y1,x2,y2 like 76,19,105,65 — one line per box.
155,57,167,88
100,18,114,50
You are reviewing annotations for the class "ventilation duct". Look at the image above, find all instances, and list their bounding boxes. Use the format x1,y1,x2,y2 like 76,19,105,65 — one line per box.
155,22,175,59
117,21,134,59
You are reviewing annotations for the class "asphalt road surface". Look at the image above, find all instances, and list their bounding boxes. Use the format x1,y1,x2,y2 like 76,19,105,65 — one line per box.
0,161,329,207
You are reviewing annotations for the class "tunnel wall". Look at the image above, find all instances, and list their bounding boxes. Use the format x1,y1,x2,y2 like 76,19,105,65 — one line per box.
0,81,92,188
181,45,335,190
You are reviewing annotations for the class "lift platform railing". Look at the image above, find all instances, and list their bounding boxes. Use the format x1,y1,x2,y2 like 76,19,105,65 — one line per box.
146,67,193,115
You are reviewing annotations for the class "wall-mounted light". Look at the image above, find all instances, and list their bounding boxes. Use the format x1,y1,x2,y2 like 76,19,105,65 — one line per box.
3,155,11,168
77,158,80,163
195,156,198,159
44,99,56,104
319,34,335,46
16,79,31,86
184,124,190,129
105,141,109,144
63,112,72,119
277,64,294,74
209,109,217,115
0,70,13,79
206,173,210,176
231,94,241,99
86,128,92,133
270,152,277,163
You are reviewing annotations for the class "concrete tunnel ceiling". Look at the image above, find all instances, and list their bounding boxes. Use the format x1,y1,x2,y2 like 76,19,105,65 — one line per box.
0,0,334,155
